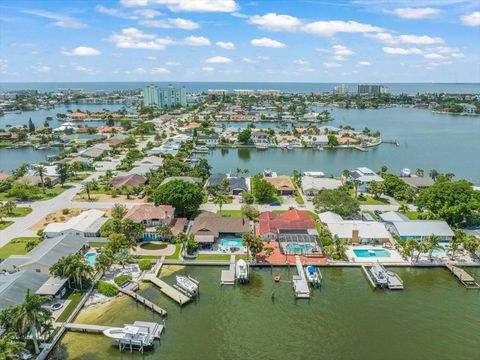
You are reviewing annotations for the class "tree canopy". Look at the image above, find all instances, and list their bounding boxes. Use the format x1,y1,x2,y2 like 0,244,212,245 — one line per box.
152,180,203,218
313,188,360,217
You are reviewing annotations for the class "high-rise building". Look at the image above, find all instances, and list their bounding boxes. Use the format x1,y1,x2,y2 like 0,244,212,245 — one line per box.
357,84,389,95
333,84,348,95
143,84,187,107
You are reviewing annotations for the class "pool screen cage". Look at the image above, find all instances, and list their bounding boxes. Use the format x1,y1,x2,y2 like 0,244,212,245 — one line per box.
277,233,323,256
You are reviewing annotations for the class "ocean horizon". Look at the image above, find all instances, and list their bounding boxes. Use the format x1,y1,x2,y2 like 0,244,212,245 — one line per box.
1,82,480,94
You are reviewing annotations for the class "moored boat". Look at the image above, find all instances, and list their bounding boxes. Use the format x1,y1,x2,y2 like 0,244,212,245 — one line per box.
176,275,199,295
235,259,249,283
369,263,388,287
305,266,321,287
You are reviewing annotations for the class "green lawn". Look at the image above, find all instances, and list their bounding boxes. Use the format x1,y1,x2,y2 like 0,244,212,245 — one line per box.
405,211,421,220
0,207,32,217
362,210,378,220
357,196,390,205
165,243,182,260
0,221,13,230
196,253,249,261
0,187,67,202
88,241,108,248
56,291,86,323
0,237,39,259
217,210,243,217
68,173,90,182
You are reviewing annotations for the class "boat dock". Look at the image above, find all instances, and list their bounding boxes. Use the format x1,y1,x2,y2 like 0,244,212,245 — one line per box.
60,321,165,339
446,263,480,289
362,264,404,290
353,145,368,152
293,256,310,299
119,284,167,316
142,257,192,305
382,139,400,147
220,255,236,285
362,265,377,288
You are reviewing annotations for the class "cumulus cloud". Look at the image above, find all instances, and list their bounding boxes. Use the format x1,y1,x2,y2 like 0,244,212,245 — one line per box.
302,20,383,37
383,46,465,61
461,11,480,26
140,18,200,30
332,44,355,60
391,7,440,19
31,65,51,73
134,9,163,18
243,56,269,63
248,13,301,31
368,32,443,45
382,47,423,55
205,56,232,63
323,62,342,68
22,9,86,29
183,36,211,46
108,28,174,50
357,61,371,66
120,0,238,13
62,46,101,56
293,59,309,65
216,41,235,50
250,37,286,48
134,67,147,73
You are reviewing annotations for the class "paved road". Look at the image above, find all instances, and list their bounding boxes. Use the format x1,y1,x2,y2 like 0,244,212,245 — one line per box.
200,203,400,213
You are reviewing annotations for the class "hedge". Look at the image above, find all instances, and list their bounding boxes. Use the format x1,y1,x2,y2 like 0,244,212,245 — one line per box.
96,281,119,297
138,259,152,271
114,274,132,286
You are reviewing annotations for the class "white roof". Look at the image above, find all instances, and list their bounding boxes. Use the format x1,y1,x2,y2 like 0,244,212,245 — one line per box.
303,171,325,178
327,221,390,240
302,177,342,192
44,209,106,234
318,211,343,224
392,220,454,237
379,211,409,223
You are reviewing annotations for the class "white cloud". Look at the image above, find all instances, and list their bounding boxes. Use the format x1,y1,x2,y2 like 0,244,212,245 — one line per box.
183,36,211,46
31,65,51,73
248,13,301,31
257,56,270,60
392,7,440,19
243,56,269,63
323,62,342,68
108,28,174,50
250,37,286,48
216,41,235,50
147,56,157,60
96,5,137,19
151,67,170,73
451,52,465,59
134,67,147,73
461,11,480,26
357,61,371,66
134,9,162,18
202,66,215,72
205,56,232,63
333,44,355,56
166,61,180,66
424,53,445,60
302,20,382,37
382,47,423,55
243,57,258,63
73,65,94,73
120,0,238,13
62,46,101,56
22,9,86,29
294,59,309,65
369,32,443,45
140,18,200,29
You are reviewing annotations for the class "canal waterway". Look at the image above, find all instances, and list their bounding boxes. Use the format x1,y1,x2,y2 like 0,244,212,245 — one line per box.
57,266,480,360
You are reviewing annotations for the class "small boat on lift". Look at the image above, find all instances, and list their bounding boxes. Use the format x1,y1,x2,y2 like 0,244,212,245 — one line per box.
305,265,322,287
369,263,388,288
235,259,249,283
176,275,198,295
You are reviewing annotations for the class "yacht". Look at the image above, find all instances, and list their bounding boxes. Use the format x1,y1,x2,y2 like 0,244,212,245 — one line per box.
305,266,321,287
369,264,388,287
176,275,198,295
235,259,249,283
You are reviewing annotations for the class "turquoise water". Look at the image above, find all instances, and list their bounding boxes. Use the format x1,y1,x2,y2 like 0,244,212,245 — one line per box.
353,249,391,258
285,243,315,252
220,238,243,249
84,253,97,266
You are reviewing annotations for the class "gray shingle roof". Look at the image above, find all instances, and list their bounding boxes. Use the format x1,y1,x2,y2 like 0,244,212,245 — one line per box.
0,271,49,310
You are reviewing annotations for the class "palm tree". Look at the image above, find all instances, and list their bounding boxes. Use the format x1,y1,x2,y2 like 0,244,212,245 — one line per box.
352,179,361,199
0,332,27,359
34,165,47,194
83,181,94,201
156,224,171,240
451,229,466,259
242,233,263,262
95,249,114,273
415,168,424,177
213,193,229,213
427,234,441,262
462,236,479,258
399,203,409,213
113,248,132,268
15,290,51,354
50,254,93,291
111,203,127,220
342,169,350,182
404,238,419,260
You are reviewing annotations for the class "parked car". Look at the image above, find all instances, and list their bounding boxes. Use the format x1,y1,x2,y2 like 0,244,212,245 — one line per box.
137,192,145,199
269,201,281,206
374,210,382,217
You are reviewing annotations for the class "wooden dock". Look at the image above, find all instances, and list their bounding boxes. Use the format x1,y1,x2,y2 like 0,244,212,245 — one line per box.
61,321,164,339
293,256,310,299
220,255,236,285
361,265,377,288
446,263,480,289
119,285,167,316
60,323,110,333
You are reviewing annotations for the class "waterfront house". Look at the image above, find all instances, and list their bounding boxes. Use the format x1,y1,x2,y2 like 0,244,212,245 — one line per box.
401,176,435,191
160,176,202,186
190,211,250,246
252,130,269,144
206,173,248,195
319,211,391,244
97,126,124,133
300,134,329,146
43,209,108,238
197,135,219,146
147,144,179,157
79,147,106,159
104,134,128,146
0,271,50,310
0,234,88,274
301,176,342,197
111,173,147,188
462,104,477,114
264,175,296,195
346,167,384,193
257,209,317,241
124,204,187,241
133,155,164,168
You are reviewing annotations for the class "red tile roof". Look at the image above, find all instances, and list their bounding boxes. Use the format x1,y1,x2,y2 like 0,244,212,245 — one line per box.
258,209,316,235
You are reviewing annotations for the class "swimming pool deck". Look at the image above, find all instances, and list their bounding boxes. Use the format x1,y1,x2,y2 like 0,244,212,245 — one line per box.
262,241,327,265
346,246,406,264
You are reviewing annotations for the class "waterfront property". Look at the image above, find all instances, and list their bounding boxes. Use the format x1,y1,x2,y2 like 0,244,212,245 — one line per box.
264,175,296,195
401,176,435,191
111,174,147,188
143,84,187,107
346,167,384,192
43,209,108,238
301,175,342,198
389,218,454,242
0,270,50,310
206,173,249,195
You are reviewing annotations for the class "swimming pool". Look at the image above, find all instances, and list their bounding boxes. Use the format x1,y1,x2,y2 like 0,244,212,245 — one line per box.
285,243,315,253
220,238,244,249
353,249,391,258
85,252,97,266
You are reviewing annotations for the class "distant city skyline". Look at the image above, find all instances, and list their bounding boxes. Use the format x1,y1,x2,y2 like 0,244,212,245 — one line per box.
1,0,480,83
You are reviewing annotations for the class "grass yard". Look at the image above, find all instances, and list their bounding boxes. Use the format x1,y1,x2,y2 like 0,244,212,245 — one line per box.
217,210,243,217
0,221,13,230
357,195,390,205
405,211,421,220
196,253,249,261
0,237,39,259
165,243,182,260
0,207,32,217
56,291,86,323
140,242,168,250
88,241,108,248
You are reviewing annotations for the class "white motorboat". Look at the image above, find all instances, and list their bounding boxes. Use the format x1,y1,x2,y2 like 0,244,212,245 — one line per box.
401,168,411,177
176,275,198,295
255,143,269,150
305,266,321,287
103,325,154,346
369,264,388,287
235,259,249,283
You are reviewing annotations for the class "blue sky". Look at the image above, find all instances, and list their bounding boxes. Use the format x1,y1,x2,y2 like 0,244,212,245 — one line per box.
0,0,479,82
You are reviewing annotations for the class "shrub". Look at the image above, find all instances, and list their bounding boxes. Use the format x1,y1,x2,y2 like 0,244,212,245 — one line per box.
62,208,70,215
138,259,152,271
114,274,132,286
96,281,118,297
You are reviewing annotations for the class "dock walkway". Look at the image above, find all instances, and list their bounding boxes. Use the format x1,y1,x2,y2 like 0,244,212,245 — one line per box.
119,284,167,316
446,263,480,289
293,256,310,299
60,321,164,339
220,255,236,285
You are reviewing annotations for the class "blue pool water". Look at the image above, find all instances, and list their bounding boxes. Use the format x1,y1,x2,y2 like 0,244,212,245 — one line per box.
285,243,315,253
353,249,391,258
220,238,244,249
85,253,97,266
